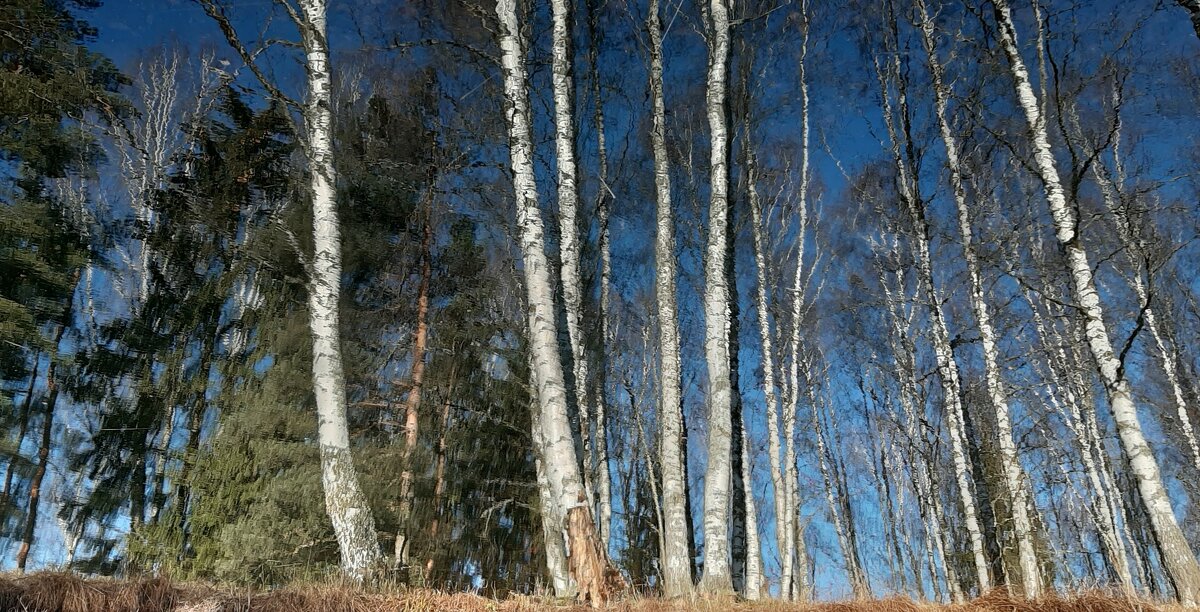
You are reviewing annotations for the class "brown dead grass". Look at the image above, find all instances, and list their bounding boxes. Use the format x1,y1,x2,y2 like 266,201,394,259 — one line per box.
0,573,1185,612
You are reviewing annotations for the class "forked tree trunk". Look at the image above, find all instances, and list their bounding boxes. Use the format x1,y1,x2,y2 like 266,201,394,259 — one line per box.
496,0,609,601
990,0,1200,603
299,0,384,581
648,0,692,596
914,1,1042,595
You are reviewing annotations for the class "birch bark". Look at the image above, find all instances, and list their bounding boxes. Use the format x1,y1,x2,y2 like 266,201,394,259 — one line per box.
648,0,692,595
585,0,614,547
991,0,1200,602
298,0,383,581
876,53,991,594
699,0,733,592
780,8,813,596
496,0,606,596
745,115,789,603
914,2,1041,595
550,0,594,510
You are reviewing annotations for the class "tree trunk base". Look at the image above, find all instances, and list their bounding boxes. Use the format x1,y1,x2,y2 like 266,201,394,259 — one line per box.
566,498,621,607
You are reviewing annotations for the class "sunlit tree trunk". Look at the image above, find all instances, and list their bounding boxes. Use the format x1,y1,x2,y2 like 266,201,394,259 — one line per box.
745,107,789,604
991,0,1200,602
497,0,607,598
698,0,734,593
585,0,613,549
914,1,1041,595
875,51,991,594
550,0,595,510
647,0,692,596
298,0,384,581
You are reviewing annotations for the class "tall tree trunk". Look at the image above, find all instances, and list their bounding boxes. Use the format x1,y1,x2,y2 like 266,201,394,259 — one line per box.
585,0,613,549
780,6,812,597
914,2,1042,595
875,50,991,594
551,0,594,512
727,183,746,595
990,0,1200,603
496,0,608,601
745,101,789,604
648,0,692,596
395,204,432,573
698,0,733,593
299,0,383,581
740,410,763,600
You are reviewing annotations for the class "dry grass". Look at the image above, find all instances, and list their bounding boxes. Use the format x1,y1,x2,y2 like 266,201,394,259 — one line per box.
0,573,1185,612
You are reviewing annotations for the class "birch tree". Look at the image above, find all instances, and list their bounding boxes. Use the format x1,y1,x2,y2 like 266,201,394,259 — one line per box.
913,0,1042,596
584,0,614,549
648,0,692,595
550,0,596,514
200,0,385,581
699,0,735,593
495,0,608,599
874,42,992,594
990,0,1200,602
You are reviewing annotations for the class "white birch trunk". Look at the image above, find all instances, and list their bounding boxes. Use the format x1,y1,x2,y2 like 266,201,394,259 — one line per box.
780,10,813,596
740,411,763,600
876,56,991,594
991,0,1200,602
1073,101,1200,480
914,3,1041,595
746,124,789,604
880,261,964,603
496,0,603,595
298,0,383,581
550,0,594,509
648,0,692,595
532,403,572,597
587,0,614,547
699,0,733,592
1024,286,1135,594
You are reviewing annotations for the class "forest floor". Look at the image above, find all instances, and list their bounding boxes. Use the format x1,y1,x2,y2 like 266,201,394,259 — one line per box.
0,573,1184,612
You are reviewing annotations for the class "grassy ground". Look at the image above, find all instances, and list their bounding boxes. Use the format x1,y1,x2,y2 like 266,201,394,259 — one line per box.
0,573,1182,611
